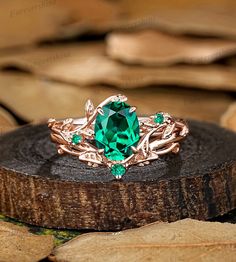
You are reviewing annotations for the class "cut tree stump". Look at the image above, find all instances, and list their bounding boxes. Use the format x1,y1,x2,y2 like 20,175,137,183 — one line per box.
0,120,236,231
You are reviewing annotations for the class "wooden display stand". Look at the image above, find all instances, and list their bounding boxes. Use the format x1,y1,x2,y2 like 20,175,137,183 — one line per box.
0,120,236,230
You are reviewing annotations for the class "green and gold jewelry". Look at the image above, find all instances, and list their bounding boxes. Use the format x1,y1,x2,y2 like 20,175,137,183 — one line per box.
48,95,189,179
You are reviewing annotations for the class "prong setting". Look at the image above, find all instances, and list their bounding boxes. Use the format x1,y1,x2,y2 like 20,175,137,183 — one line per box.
48,95,189,178
97,108,104,115
129,106,137,113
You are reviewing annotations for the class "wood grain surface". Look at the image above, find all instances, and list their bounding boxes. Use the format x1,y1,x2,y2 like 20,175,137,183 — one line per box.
0,120,236,230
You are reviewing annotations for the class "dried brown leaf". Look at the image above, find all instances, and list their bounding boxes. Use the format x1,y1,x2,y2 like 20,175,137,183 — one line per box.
151,5,236,39
0,43,236,91
116,0,236,39
107,30,236,66
0,72,232,123
56,0,121,35
50,219,236,262
1,0,236,50
0,0,69,50
0,106,17,133
0,72,111,121
0,221,54,262
0,0,123,50
52,0,236,42
221,102,236,132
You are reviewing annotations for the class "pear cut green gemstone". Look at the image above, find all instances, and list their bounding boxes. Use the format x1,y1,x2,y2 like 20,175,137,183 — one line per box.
154,113,164,124
72,134,82,144
111,164,126,178
94,101,140,161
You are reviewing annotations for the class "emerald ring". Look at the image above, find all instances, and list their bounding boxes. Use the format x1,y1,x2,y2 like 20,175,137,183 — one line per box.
48,95,189,179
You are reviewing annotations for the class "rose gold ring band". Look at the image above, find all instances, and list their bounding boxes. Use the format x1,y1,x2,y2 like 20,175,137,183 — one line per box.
48,95,189,179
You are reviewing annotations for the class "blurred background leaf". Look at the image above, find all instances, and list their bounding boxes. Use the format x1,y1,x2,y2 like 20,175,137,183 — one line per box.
1,0,236,260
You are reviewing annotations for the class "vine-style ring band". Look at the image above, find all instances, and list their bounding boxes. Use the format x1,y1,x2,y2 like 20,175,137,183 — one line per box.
48,95,189,179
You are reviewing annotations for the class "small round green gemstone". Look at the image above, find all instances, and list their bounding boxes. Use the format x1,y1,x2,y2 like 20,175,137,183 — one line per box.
154,113,164,124
111,164,126,178
72,134,82,145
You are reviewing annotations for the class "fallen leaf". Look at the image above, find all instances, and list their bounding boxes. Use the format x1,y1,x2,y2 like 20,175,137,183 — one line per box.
0,0,69,50
56,0,236,41
0,43,236,91
1,0,235,50
56,0,121,36
116,0,236,39
0,106,17,133
49,219,236,262
151,4,236,39
0,0,123,50
221,102,236,132
107,30,236,66
0,72,111,121
0,72,232,123
0,221,54,262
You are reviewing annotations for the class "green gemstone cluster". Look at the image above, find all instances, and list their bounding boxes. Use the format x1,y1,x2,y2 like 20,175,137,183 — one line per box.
94,100,140,178
95,101,140,161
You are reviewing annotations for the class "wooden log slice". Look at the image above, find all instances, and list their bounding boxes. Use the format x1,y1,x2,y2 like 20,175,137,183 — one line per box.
0,120,236,230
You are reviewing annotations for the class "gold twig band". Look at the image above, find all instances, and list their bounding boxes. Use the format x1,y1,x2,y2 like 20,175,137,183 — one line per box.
48,95,189,179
